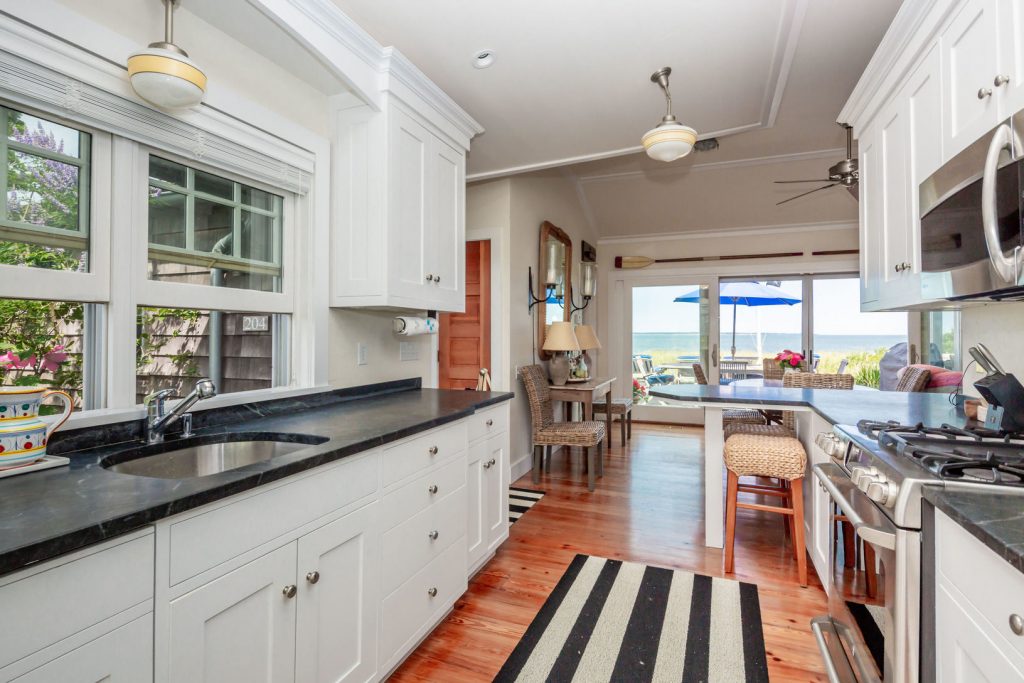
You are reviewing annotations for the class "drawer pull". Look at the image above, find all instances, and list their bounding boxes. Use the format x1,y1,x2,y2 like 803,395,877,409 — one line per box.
427,586,438,597
995,74,1011,87
1011,614,1024,636
483,458,496,469
978,87,993,99
426,274,434,282
428,484,439,494
283,584,297,599
429,445,439,455
306,571,320,584
428,530,439,540
435,275,441,283
486,419,494,427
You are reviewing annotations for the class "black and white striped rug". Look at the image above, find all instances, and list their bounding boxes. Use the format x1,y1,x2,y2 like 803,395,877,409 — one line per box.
509,487,545,524
494,554,769,683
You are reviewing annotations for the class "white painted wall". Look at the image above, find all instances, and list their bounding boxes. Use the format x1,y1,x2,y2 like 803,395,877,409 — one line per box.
959,303,1024,381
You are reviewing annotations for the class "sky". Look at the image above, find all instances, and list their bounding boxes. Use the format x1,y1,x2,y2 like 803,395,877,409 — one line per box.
632,278,908,336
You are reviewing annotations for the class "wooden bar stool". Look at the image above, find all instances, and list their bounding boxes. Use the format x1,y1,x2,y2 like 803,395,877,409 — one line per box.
592,397,633,446
724,433,808,586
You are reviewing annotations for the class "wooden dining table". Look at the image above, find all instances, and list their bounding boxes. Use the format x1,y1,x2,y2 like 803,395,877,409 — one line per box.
547,376,616,447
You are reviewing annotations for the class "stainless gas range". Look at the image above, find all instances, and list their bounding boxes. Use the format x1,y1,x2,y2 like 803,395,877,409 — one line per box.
810,420,1024,683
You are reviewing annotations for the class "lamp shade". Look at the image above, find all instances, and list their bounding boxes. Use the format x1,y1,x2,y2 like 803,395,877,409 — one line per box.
543,321,580,352
128,47,207,109
642,122,697,162
574,324,602,350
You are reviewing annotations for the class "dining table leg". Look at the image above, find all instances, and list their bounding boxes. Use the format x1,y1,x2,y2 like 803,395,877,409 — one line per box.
605,391,612,448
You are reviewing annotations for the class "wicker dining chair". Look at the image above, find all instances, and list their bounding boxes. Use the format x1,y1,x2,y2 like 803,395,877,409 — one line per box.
519,365,606,491
895,366,931,392
762,357,808,379
692,363,765,427
725,371,855,440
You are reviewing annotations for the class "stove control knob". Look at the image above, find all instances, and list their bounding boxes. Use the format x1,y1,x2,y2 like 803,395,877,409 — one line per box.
850,466,878,488
866,479,899,507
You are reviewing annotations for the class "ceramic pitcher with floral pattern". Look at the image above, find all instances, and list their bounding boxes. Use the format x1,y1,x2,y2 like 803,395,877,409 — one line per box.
0,386,72,469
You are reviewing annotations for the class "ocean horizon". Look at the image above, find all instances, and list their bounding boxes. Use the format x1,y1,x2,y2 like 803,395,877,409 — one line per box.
633,332,905,355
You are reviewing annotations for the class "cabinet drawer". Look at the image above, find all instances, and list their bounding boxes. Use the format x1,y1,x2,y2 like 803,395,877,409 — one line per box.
468,405,508,443
380,536,467,663
381,456,466,531
0,533,154,669
382,486,466,594
382,422,467,487
168,450,379,585
937,511,1024,659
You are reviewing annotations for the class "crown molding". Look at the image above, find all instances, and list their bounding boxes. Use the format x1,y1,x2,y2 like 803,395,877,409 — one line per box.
596,220,858,245
576,147,846,185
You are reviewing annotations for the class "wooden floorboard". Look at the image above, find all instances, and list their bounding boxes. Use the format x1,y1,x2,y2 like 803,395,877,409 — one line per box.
389,423,830,682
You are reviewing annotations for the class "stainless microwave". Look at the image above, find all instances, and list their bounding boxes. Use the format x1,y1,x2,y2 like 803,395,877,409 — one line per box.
920,113,1024,301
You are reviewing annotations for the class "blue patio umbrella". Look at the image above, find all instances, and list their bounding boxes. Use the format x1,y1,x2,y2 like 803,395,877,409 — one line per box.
674,281,801,359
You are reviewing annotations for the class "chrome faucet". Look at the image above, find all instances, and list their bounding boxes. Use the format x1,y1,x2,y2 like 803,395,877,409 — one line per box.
144,378,217,444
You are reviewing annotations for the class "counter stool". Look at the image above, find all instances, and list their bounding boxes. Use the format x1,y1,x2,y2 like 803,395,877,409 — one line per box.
592,397,633,446
724,433,808,586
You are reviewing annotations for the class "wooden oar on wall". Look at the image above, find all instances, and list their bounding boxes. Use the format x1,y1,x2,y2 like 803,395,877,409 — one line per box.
613,248,858,269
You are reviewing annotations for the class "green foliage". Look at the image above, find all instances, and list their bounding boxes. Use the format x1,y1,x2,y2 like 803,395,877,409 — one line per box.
136,308,204,380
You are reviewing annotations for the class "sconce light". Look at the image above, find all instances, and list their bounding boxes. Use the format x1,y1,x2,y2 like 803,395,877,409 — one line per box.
527,266,555,312
570,261,597,315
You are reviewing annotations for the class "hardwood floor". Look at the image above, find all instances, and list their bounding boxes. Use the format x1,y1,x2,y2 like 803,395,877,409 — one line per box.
389,423,830,682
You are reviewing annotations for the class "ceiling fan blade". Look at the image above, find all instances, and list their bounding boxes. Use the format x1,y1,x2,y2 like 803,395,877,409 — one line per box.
776,183,837,206
845,183,859,201
774,179,834,184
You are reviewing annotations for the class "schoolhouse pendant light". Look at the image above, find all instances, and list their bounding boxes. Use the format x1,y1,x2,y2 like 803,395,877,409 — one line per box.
641,67,697,162
127,0,207,109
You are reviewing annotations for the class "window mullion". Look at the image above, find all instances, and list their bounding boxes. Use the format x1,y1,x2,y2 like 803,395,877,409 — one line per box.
185,166,195,252
78,131,92,248
0,108,8,224
232,182,242,259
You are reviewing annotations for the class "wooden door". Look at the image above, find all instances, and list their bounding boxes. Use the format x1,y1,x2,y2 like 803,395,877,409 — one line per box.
438,240,490,389
295,502,379,683
168,543,297,683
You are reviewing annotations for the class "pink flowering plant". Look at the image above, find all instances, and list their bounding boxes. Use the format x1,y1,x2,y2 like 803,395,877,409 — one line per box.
774,349,805,370
632,377,650,404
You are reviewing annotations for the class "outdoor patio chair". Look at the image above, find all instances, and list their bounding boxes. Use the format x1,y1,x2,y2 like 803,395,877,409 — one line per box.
895,366,931,392
837,359,849,374
634,354,674,385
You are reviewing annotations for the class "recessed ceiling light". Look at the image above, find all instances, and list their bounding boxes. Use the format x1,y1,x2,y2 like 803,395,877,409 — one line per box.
472,49,496,69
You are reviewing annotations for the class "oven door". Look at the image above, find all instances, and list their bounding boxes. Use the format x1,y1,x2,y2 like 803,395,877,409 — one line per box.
812,463,919,683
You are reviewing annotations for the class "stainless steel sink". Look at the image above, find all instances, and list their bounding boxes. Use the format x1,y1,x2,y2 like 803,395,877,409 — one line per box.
103,434,327,479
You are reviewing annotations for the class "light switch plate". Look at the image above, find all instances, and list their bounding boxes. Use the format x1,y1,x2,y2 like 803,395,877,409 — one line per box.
399,341,419,362
357,343,368,366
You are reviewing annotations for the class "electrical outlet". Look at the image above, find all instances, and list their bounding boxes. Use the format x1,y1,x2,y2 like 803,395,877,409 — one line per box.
357,342,368,366
399,341,419,362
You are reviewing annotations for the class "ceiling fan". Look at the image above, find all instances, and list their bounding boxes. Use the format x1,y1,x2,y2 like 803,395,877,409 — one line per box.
774,123,858,205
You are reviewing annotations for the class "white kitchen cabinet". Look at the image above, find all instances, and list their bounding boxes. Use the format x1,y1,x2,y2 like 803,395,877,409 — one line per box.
797,412,834,587
998,0,1024,115
168,543,298,683
466,405,510,574
483,432,509,555
332,96,467,312
295,502,380,683
934,509,1024,682
880,96,912,293
859,125,883,307
11,615,152,683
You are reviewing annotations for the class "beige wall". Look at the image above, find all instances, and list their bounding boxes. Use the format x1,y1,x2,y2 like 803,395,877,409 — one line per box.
959,302,1024,380
327,310,435,388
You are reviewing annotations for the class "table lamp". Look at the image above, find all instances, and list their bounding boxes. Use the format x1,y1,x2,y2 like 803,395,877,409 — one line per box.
543,321,580,385
573,324,602,379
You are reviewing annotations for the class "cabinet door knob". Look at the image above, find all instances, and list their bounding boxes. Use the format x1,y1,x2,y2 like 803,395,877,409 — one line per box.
426,274,434,282
428,484,439,494
486,419,494,427
483,458,496,469
978,87,993,99
428,529,439,540
283,584,297,599
306,571,320,584
1011,613,1024,636
995,74,1011,87
429,445,438,455
427,586,438,597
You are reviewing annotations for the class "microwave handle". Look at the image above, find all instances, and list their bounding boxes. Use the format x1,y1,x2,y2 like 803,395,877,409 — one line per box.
981,123,1018,283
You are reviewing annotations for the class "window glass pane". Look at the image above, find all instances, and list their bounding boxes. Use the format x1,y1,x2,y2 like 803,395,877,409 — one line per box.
148,186,186,248
0,297,87,412
2,107,89,272
632,284,710,405
149,157,186,186
193,197,233,253
194,169,233,200
241,186,275,211
7,110,82,158
920,311,961,370
136,307,283,400
240,211,275,263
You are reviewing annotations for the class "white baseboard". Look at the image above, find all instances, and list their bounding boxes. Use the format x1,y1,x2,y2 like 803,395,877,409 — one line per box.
511,451,533,483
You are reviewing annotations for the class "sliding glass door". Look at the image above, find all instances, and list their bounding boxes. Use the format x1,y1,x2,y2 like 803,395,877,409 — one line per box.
718,279,803,383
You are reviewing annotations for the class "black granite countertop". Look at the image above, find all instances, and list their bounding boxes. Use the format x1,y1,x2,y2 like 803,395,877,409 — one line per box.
0,379,513,577
648,384,969,429
923,488,1024,574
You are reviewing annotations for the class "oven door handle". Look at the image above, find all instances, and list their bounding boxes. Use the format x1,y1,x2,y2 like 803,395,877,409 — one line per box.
981,123,1017,283
811,617,860,683
813,463,897,551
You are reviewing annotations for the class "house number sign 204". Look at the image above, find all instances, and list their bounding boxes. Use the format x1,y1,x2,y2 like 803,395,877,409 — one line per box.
242,316,270,332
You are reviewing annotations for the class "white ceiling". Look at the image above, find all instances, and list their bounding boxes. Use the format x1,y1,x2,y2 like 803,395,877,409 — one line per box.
330,0,902,180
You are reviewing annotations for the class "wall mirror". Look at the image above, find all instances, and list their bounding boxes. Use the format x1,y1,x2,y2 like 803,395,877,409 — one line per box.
537,220,572,360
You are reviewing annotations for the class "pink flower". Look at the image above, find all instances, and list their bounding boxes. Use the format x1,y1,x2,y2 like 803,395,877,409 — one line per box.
39,346,67,373
790,357,799,367
0,351,30,369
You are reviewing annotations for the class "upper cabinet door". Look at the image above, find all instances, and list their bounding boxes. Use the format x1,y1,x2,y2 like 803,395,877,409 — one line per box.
389,108,431,302
906,45,944,275
295,502,380,683
997,0,1024,116
880,98,911,288
858,125,883,308
168,543,297,683
942,0,1001,159
484,433,508,552
429,138,466,312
